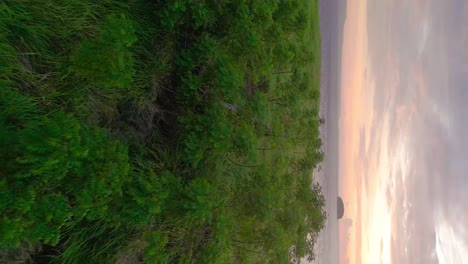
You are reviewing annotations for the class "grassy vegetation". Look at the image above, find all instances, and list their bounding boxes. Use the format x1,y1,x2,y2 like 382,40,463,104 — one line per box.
0,0,325,263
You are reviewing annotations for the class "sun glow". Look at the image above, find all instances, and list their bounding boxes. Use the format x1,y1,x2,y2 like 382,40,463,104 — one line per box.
339,0,399,263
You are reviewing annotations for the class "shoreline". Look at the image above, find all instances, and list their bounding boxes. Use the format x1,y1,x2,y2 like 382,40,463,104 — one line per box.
308,0,346,263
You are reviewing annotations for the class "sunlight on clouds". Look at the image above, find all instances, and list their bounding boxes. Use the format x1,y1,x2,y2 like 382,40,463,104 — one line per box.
362,114,412,264
341,0,468,263
435,219,468,264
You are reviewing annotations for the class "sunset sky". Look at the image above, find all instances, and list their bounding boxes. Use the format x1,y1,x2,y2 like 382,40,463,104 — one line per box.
339,0,468,263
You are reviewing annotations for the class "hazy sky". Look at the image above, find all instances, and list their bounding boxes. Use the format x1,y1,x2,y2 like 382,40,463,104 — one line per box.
339,0,468,263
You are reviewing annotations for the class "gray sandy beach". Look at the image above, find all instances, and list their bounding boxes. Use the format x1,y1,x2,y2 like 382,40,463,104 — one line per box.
304,1,347,263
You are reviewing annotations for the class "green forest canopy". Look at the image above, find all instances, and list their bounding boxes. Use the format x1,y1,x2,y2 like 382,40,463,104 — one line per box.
0,0,326,263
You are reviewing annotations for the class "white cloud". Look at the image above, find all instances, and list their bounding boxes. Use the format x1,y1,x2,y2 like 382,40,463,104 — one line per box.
418,16,430,56
435,218,468,264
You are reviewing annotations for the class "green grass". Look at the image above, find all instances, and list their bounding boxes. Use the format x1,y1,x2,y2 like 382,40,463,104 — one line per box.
0,0,326,263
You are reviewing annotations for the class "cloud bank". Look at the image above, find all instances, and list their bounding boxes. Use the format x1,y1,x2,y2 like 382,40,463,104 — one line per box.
340,0,468,263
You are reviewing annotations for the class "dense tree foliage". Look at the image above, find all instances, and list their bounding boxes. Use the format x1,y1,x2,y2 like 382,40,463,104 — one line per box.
0,0,325,263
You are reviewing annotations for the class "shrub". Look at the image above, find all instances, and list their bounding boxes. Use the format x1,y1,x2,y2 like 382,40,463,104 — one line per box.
144,231,169,264
0,112,130,247
179,105,232,167
70,13,137,89
183,178,223,224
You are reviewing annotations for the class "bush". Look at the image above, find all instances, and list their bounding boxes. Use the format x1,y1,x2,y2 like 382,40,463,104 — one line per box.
144,231,169,264
0,112,130,247
70,13,137,89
